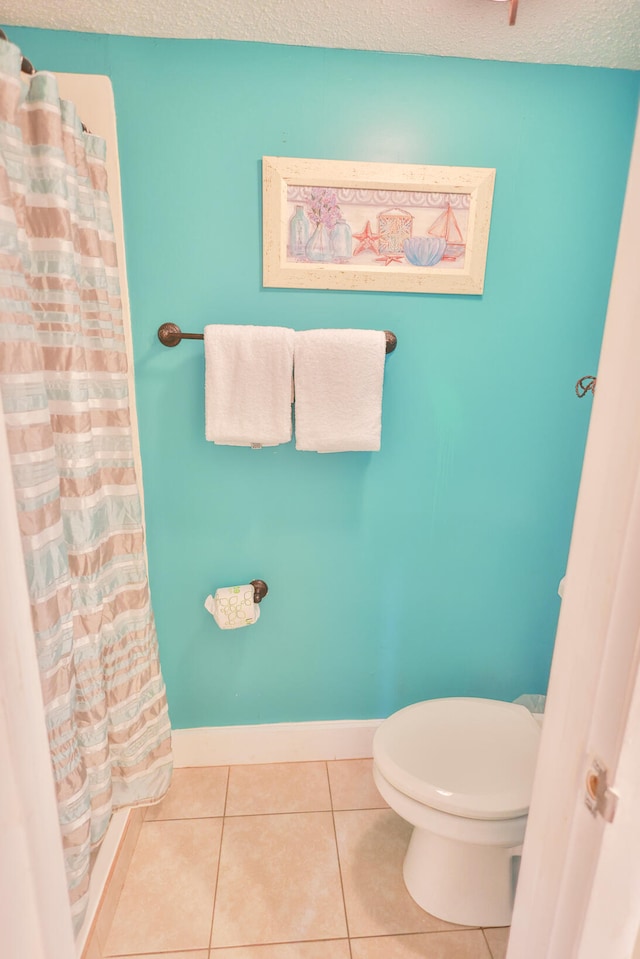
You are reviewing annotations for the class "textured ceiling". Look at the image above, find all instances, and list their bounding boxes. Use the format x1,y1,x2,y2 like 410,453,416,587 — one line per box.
4,0,640,70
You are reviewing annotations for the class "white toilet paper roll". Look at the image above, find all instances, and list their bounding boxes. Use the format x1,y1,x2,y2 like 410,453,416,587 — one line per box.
204,585,261,630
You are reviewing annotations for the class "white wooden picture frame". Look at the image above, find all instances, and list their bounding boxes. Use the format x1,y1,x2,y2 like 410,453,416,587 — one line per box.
262,156,495,295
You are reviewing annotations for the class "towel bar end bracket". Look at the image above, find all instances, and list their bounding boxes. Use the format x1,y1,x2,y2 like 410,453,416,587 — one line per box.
158,322,204,347
158,322,182,347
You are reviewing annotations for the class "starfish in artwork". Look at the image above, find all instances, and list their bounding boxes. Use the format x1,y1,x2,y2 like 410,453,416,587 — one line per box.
376,253,405,266
352,220,380,256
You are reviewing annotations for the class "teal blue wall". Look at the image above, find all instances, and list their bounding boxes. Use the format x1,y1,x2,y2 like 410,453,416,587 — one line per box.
11,28,640,728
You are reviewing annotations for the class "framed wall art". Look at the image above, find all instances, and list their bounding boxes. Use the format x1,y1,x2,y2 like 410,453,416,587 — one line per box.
262,156,495,295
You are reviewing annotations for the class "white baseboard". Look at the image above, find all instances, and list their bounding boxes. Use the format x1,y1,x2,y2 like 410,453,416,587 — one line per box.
171,718,383,768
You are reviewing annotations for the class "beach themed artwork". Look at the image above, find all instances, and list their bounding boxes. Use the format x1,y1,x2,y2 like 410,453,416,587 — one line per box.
263,157,495,295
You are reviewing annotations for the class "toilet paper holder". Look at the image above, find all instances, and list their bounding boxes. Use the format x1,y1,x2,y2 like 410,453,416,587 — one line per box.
251,580,269,604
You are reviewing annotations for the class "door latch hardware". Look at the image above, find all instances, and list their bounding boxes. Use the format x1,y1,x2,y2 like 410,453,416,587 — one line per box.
585,758,618,823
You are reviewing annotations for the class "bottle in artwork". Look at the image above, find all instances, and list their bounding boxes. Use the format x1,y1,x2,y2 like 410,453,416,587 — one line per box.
305,222,334,263
288,205,309,258
331,218,352,262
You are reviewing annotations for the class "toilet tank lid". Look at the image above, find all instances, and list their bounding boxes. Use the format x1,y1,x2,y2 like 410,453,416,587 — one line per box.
373,698,541,820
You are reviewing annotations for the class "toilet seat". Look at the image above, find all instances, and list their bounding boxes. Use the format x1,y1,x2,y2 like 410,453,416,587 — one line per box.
373,697,541,821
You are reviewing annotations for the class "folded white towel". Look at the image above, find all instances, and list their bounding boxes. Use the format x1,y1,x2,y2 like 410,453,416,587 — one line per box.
204,325,294,446
294,329,386,452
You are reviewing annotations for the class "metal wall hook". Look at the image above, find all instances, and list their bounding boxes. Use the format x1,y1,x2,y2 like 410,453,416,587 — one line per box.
251,580,269,604
576,376,597,398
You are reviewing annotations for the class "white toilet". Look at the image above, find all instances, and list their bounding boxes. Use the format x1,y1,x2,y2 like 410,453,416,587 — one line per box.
372,697,541,927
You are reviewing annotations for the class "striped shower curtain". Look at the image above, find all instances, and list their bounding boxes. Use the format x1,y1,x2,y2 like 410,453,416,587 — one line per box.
0,40,172,931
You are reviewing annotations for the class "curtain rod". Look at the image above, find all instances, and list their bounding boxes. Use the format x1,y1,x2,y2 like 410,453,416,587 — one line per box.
0,28,90,133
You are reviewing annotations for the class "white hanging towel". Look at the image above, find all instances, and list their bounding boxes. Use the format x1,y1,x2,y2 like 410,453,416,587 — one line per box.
294,329,386,452
204,325,294,446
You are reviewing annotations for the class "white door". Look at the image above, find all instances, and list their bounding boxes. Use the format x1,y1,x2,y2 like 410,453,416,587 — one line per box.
507,104,640,959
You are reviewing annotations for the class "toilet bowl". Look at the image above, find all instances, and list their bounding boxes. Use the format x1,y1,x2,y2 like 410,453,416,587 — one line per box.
372,697,541,927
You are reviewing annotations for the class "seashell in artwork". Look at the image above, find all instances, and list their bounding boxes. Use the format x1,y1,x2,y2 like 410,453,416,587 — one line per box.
403,235,447,267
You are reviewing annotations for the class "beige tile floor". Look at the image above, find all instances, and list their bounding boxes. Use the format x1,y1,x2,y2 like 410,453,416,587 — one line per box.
102,759,510,959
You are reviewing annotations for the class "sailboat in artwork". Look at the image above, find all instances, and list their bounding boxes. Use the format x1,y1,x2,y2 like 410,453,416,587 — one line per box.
428,203,466,261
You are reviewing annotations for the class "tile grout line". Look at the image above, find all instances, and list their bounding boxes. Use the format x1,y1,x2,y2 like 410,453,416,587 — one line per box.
212,938,358,958
178,759,345,769
108,948,209,956
348,929,483,940
211,935,353,949
147,805,390,822
325,761,354,959
208,765,231,954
